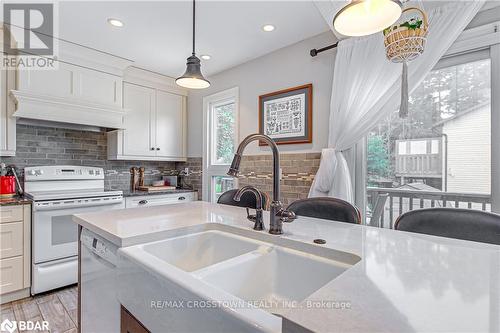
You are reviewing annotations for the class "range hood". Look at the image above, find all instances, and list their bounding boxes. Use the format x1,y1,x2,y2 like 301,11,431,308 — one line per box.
10,90,127,129
9,39,133,130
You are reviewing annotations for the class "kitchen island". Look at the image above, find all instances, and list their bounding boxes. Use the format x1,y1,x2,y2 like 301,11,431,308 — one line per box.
74,201,500,333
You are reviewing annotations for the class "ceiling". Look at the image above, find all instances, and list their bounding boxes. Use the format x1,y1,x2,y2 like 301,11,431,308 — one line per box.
58,1,332,77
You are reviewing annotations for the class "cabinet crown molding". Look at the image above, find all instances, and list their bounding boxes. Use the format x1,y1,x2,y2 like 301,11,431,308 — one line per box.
57,40,134,77
123,67,188,96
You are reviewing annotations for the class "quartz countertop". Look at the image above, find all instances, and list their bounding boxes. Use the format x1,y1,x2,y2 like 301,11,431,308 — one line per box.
0,195,32,206
73,201,500,333
121,189,196,197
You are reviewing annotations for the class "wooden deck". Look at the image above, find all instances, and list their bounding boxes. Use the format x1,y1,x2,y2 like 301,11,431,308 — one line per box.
0,286,77,333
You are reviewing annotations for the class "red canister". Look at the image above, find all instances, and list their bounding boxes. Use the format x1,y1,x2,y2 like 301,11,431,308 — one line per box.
0,176,16,197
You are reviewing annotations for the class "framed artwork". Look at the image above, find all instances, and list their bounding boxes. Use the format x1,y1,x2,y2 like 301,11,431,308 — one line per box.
259,84,312,145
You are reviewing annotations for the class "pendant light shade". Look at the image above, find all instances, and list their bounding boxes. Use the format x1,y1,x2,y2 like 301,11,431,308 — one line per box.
333,0,402,37
176,0,210,89
176,54,210,89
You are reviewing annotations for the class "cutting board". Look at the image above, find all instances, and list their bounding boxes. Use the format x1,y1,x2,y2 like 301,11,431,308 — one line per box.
138,185,177,192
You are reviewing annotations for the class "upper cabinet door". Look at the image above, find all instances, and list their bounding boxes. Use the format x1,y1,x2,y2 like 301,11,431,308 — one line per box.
122,83,156,157
18,62,74,97
18,62,122,108
155,90,186,158
74,67,122,107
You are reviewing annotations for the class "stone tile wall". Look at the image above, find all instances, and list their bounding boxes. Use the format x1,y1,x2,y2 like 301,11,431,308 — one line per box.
238,152,321,206
1,125,321,205
1,124,181,193
176,157,203,199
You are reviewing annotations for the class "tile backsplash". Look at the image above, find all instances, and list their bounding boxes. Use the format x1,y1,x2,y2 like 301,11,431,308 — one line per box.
0,124,196,193
237,153,320,206
1,125,319,204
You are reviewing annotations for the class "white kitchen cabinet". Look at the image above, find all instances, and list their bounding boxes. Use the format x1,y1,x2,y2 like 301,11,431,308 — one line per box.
17,63,74,98
0,204,31,303
108,83,187,161
8,39,132,130
12,61,125,128
155,89,186,159
0,27,16,156
76,66,123,107
121,83,156,157
17,62,122,108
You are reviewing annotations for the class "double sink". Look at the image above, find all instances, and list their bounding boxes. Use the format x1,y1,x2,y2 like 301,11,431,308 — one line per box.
117,224,360,332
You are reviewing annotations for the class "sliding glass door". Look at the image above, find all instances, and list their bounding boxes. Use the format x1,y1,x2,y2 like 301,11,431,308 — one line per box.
364,46,498,227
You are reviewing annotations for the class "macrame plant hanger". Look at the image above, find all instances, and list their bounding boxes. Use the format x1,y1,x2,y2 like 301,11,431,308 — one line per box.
383,0,429,118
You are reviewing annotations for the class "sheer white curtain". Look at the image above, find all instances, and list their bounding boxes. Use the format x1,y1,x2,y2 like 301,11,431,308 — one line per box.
309,1,484,202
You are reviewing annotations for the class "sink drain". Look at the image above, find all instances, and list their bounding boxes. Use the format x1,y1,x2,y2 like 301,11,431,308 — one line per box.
313,239,326,245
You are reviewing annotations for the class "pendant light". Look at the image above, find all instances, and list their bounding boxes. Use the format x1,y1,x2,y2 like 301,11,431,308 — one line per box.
176,0,210,89
333,0,402,37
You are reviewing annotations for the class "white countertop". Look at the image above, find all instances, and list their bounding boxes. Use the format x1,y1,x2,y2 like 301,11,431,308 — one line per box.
74,201,500,333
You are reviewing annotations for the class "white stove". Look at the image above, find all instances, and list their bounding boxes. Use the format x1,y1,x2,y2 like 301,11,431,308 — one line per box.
25,166,124,294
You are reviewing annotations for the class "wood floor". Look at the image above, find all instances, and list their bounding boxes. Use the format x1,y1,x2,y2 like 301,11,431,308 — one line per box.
0,286,78,333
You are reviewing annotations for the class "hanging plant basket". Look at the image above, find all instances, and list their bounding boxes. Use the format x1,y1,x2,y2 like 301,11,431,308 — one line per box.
383,7,429,63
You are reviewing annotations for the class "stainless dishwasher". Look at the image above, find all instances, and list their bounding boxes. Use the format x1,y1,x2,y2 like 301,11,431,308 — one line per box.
80,229,120,333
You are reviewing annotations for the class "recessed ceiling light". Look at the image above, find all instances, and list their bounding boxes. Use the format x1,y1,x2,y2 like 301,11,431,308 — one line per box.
201,55,211,60
262,24,275,32
107,18,124,27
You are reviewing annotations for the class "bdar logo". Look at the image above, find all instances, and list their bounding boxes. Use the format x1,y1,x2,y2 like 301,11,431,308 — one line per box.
0,319,17,333
0,319,49,332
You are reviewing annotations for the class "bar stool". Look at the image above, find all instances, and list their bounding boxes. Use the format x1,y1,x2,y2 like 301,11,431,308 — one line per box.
395,208,500,245
287,197,361,224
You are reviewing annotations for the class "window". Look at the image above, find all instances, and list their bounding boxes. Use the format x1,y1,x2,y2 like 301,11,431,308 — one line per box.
212,176,235,201
211,101,236,165
366,54,493,227
203,87,239,202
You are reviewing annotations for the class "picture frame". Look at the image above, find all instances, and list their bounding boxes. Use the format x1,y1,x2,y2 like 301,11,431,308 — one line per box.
259,83,312,145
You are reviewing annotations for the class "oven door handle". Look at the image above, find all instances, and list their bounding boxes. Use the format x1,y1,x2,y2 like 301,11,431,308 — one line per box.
33,197,124,211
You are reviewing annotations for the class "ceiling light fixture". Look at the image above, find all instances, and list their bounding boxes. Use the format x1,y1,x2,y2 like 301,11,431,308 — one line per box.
333,0,402,37
200,55,211,60
107,18,124,27
262,24,275,32
176,0,210,89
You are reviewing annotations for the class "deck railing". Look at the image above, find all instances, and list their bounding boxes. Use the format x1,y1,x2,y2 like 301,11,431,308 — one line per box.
395,153,442,178
366,187,491,229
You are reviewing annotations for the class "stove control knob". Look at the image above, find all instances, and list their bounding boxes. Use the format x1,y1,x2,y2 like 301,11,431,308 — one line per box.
38,170,44,175
29,170,36,175
89,170,94,175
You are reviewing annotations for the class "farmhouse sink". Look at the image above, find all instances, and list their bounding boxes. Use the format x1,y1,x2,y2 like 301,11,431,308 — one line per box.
196,246,353,313
118,224,361,332
142,230,263,271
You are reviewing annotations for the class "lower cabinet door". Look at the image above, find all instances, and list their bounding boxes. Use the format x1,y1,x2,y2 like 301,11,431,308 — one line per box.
0,256,23,294
0,222,23,259
121,306,150,333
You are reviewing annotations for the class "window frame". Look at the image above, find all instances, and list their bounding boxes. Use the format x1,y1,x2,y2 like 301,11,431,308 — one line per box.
202,87,240,202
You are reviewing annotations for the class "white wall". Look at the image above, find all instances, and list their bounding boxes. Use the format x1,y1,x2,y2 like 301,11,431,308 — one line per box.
443,105,491,194
186,31,336,157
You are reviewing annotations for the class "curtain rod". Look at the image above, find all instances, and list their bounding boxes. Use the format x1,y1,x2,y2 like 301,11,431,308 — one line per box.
310,42,339,57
